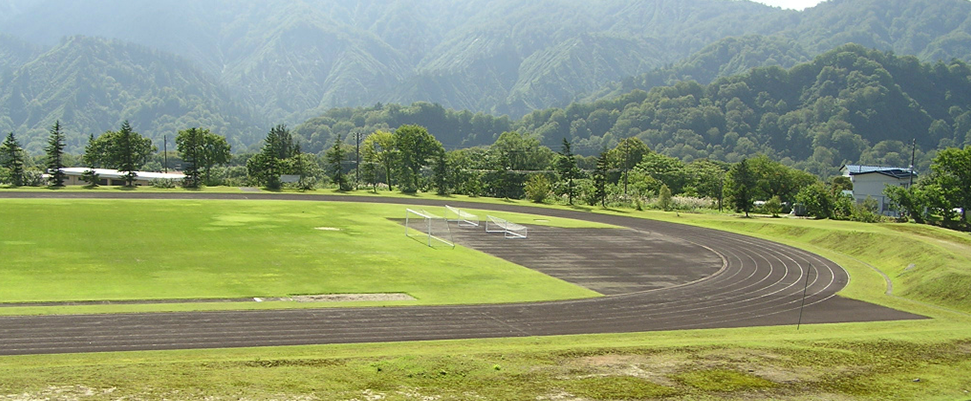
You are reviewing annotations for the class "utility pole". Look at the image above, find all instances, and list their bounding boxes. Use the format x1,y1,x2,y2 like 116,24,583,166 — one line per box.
797,264,815,330
623,138,630,196
355,131,362,188
163,135,168,173
909,138,917,188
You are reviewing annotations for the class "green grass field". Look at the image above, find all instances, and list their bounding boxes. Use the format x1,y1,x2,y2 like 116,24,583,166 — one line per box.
1,193,970,400
0,199,604,312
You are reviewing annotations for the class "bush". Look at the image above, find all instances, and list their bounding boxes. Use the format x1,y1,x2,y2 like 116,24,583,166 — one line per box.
81,170,100,187
658,184,673,211
764,196,782,217
524,174,552,203
850,196,883,223
150,178,178,188
797,182,835,219
21,171,44,186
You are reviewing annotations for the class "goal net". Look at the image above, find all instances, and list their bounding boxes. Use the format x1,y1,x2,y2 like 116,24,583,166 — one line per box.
405,208,455,248
445,205,479,227
486,215,528,239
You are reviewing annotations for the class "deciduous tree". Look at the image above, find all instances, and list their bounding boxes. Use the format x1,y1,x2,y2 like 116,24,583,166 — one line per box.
362,130,397,190
797,182,835,219
930,146,971,225
393,125,443,193
176,127,231,188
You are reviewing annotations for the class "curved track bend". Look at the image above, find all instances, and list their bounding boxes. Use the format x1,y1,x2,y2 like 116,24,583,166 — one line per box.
0,192,924,355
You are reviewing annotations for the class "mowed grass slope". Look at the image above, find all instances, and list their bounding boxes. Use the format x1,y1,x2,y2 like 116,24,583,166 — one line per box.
627,211,971,314
0,199,601,306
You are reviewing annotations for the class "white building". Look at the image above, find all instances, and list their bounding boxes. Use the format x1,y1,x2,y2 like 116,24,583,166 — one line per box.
840,164,917,215
57,168,185,186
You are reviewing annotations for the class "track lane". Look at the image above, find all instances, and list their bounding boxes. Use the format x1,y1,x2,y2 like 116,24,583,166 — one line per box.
0,192,924,355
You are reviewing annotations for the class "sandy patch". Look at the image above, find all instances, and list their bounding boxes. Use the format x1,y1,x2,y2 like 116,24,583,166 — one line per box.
259,293,416,303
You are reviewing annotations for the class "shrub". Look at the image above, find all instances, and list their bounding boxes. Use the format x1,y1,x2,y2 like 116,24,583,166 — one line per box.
81,170,100,187
524,174,552,203
150,178,178,188
764,196,782,217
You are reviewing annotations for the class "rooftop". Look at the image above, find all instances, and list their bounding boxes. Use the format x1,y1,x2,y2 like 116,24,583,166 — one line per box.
841,164,917,179
60,167,186,180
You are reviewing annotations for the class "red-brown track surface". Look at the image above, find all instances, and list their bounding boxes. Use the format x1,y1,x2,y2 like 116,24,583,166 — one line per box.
0,192,924,355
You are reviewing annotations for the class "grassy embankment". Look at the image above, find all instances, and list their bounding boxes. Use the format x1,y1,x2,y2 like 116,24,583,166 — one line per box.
1,190,970,400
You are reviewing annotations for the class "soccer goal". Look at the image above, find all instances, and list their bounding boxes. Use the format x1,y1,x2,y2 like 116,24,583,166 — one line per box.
445,205,479,227
405,208,455,248
485,215,528,239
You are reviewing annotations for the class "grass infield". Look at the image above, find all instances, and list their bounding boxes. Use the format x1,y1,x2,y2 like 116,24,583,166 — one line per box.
0,199,604,311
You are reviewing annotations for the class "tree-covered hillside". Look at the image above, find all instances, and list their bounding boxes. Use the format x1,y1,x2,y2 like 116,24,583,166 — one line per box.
2,0,970,130
0,34,41,77
522,44,971,176
589,35,816,102
294,45,971,177
0,36,262,154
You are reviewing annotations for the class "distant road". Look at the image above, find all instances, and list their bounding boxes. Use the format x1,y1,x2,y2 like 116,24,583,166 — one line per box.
0,192,924,355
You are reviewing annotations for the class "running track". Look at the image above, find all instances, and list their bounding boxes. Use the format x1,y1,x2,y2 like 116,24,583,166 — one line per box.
0,192,924,355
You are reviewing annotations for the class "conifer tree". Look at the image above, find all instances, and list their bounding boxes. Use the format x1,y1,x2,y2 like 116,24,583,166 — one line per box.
326,134,349,191
1,132,26,186
593,148,609,207
555,138,581,205
45,121,67,187
725,158,756,217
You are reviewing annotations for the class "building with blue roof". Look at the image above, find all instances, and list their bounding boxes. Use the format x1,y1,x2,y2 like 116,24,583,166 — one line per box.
840,164,918,215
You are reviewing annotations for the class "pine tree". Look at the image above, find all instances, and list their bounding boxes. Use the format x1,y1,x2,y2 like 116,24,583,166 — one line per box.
432,149,450,196
105,121,156,186
326,134,349,190
725,158,756,217
45,121,67,187
555,138,581,205
1,132,26,186
593,148,609,207
247,124,300,190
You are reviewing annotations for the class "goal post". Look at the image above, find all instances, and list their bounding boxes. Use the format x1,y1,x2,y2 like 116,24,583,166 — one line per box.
445,205,479,227
485,215,528,239
405,208,455,248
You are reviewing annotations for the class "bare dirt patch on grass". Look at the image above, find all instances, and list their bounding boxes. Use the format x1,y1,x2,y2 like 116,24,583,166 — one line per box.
283,293,416,303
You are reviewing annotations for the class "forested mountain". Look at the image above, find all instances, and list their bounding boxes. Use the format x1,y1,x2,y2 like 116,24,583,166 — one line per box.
1,0,971,153
0,36,262,154
589,35,816,102
532,44,971,176
293,45,971,177
0,34,41,77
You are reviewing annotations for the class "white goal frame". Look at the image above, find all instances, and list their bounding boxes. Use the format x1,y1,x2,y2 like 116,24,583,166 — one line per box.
445,205,479,227
485,215,528,239
405,208,455,248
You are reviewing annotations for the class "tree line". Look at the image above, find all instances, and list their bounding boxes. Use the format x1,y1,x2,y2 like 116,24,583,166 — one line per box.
3,121,969,231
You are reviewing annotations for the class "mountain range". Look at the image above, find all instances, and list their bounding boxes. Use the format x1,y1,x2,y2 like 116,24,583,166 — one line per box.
0,0,970,154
